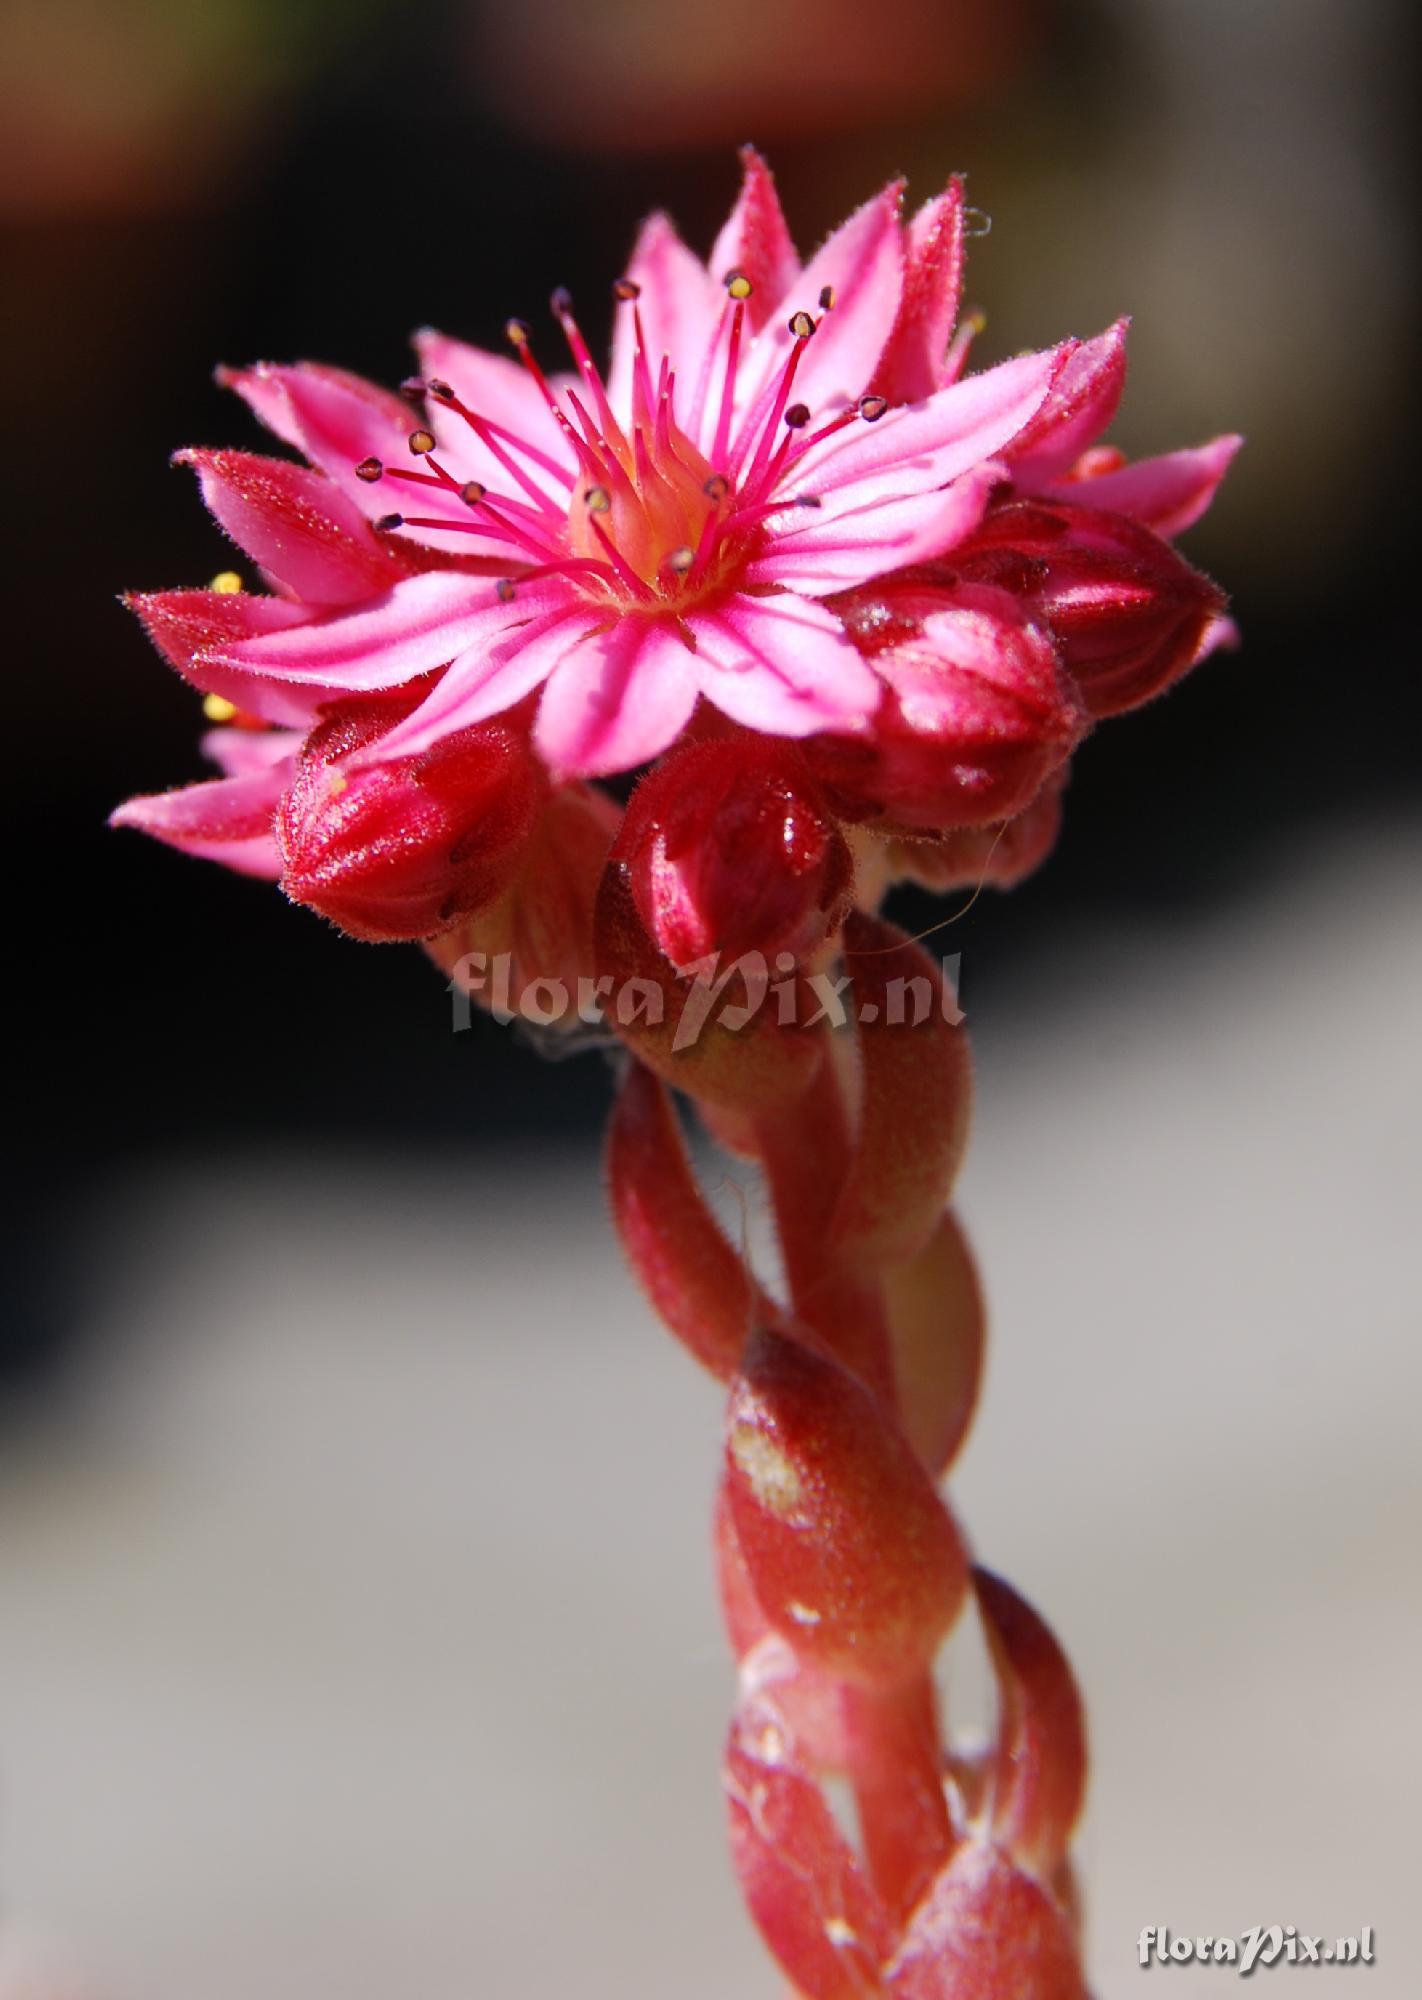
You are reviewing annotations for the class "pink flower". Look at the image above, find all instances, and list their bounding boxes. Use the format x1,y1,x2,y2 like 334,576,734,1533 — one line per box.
114,149,1237,907
133,154,1092,786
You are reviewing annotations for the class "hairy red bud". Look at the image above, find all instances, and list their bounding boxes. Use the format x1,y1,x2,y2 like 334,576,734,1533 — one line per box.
952,499,1227,718
883,768,1066,897
816,580,1088,832
617,738,852,973
725,1328,968,1687
278,701,543,942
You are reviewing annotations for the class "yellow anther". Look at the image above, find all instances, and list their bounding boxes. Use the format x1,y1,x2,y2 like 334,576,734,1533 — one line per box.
209,571,243,595
725,270,753,301
202,693,237,723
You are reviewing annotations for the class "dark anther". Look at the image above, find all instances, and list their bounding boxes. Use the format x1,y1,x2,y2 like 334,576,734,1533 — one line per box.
374,513,404,532
460,481,487,507
703,473,729,502
857,394,889,422
354,457,384,483
793,493,823,508
818,285,836,311
784,402,811,428
425,379,455,403
496,578,517,603
788,310,815,340
550,286,573,317
612,278,642,302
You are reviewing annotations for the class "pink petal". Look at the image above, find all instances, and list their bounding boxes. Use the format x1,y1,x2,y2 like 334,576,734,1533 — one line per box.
126,587,337,726
351,596,587,765
608,212,722,428
200,725,303,778
206,571,545,690
801,343,1068,496
110,753,296,879
682,592,881,737
534,615,699,777
733,182,906,447
871,178,968,405
223,360,530,561
708,146,800,330
412,329,579,501
177,448,409,604
1005,319,1130,483
749,464,999,594
1042,433,1243,536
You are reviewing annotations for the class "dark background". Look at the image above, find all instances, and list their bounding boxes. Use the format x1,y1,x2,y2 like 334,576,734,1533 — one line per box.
4,0,1416,1401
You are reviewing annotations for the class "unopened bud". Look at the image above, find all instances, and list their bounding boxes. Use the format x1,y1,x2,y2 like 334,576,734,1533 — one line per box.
952,499,1227,718
278,701,543,942
616,739,852,974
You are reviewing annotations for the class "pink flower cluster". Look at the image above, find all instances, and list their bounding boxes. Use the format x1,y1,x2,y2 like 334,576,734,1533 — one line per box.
114,148,1237,943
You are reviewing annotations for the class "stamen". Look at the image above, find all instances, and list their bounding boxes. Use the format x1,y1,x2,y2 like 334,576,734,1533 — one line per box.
724,269,754,301
460,481,486,506
787,310,815,340
374,513,404,532
704,474,729,502
354,457,383,483
612,278,642,302
857,394,888,422
496,579,517,602
710,295,747,469
408,428,437,456
552,287,628,448
209,571,243,595
424,378,455,402
666,546,695,575
784,403,810,429
588,515,655,601
819,285,836,311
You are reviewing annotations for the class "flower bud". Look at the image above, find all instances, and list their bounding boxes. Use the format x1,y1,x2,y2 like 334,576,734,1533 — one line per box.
883,767,1066,897
886,1841,1087,1999
616,738,852,974
725,1327,969,1688
951,498,1227,718
814,580,1088,832
278,700,544,942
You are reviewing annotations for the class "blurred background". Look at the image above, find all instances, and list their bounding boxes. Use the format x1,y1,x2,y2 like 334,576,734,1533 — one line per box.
2,0,1418,1994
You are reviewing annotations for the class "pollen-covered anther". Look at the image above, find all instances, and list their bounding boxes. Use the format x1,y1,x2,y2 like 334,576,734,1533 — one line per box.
202,693,237,723
505,317,531,349
724,269,754,300
612,277,641,302
408,428,436,456
459,480,487,507
858,394,889,422
354,456,384,483
667,546,696,575
209,570,243,594
787,310,816,340
584,485,612,515
424,378,455,403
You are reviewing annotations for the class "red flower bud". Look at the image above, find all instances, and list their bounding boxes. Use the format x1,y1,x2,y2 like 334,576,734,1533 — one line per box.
725,1327,969,1688
616,738,853,973
952,498,1227,718
278,700,544,942
883,768,1066,897
814,580,1088,832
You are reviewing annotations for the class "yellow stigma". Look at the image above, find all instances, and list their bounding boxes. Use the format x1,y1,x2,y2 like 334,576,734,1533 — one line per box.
202,693,237,723
209,570,243,595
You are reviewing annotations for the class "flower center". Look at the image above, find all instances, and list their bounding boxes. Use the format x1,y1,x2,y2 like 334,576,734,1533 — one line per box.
357,271,888,615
